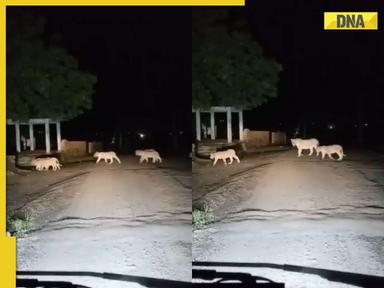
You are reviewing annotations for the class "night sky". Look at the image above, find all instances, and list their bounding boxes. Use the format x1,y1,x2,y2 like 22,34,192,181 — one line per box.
242,0,384,145
8,6,191,153
7,3,384,152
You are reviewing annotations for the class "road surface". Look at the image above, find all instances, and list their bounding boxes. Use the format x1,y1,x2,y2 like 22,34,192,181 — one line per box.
193,149,384,288
10,156,191,288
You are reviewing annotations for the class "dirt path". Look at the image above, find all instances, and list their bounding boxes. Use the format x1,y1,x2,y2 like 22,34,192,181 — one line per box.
13,156,191,287
193,149,384,287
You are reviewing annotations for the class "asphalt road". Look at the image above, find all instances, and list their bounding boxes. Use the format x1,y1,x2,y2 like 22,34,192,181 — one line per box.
192,149,384,288
12,156,191,288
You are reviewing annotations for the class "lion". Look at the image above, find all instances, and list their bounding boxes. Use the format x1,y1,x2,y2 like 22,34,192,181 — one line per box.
135,149,162,163
210,149,240,166
94,151,121,164
291,138,319,157
316,145,346,161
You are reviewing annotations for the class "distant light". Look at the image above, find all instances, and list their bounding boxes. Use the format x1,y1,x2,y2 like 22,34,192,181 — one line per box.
364,123,368,127
328,124,335,130
138,133,145,139
179,131,183,134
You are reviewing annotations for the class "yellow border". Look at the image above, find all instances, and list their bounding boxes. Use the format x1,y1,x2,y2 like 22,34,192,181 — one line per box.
6,0,245,6
1,1,17,287
0,1,245,287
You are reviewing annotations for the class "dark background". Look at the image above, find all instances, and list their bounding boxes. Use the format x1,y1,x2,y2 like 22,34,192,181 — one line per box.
8,3,384,155
241,0,384,147
7,6,191,155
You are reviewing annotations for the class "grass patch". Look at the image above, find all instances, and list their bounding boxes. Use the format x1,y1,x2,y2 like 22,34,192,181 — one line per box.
7,211,34,237
193,204,214,229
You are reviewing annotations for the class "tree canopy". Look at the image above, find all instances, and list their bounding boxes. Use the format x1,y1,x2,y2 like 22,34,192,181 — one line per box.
7,13,97,121
192,9,282,109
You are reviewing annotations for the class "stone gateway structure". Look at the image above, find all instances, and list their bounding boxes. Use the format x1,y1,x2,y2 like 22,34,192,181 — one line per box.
7,118,63,154
192,106,245,143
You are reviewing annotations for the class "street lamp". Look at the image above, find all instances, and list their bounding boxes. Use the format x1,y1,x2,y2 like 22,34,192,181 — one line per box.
138,133,145,139
328,123,335,130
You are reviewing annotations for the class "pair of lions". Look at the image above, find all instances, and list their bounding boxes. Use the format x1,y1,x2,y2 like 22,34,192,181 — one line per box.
32,157,62,171
291,138,346,161
93,150,162,164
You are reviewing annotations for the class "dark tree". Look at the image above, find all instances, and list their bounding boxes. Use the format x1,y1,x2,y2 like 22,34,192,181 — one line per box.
192,9,282,109
7,12,97,121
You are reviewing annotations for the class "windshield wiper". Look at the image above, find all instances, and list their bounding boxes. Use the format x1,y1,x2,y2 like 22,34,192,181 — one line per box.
193,261,384,288
193,269,284,287
17,271,191,288
17,278,90,288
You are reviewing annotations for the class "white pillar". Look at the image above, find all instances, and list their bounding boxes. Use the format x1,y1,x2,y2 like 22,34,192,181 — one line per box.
239,110,244,141
56,121,61,151
15,122,21,153
210,111,215,140
226,107,232,143
195,110,201,141
29,122,35,151
45,119,51,154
